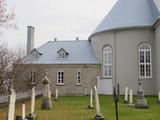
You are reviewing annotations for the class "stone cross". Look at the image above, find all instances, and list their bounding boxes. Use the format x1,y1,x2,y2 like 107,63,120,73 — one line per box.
124,87,129,103
135,79,148,109
41,72,52,109
55,89,58,101
22,104,26,120
94,86,104,120
31,87,35,115
88,89,93,109
7,89,16,120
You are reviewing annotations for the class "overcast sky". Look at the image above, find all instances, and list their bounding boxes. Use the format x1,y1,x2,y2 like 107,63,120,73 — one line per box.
1,0,117,49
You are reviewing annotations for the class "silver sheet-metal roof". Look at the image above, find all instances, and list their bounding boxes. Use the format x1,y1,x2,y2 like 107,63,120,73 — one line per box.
93,0,160,35
26,40,99,64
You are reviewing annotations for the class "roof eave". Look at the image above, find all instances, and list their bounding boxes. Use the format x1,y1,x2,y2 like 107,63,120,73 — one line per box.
89,25,154,40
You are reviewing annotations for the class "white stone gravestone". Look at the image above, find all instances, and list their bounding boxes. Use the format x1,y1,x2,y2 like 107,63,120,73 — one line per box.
54,89,58,101
128,89,134,107
8,89,16,120
31,87,35,115
88,89,93,109
94,86,104,120
22,104,26,120
124,87,129,103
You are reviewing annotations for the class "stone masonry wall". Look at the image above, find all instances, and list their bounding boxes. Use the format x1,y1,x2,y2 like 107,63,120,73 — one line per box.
16,64,100,96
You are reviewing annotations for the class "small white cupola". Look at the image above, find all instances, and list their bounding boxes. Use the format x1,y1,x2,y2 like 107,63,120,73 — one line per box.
57,48,69,60
31,48,42,59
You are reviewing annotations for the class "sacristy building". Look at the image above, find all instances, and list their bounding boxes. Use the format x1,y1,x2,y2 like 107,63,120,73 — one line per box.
23,0,160,95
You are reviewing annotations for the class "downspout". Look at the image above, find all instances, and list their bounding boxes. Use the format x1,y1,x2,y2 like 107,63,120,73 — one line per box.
114,31,117,87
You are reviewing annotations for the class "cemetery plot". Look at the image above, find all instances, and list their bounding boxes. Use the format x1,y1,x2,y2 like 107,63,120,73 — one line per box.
0,95,159,120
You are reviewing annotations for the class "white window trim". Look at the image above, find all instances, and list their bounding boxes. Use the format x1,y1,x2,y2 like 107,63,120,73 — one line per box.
103,46,112,78
57,71,64,85
30,71,36,84
138,43,152,79
76,71,81,85
59,52,66,60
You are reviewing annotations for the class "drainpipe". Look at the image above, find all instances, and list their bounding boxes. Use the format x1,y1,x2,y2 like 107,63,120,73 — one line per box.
114,31,117,87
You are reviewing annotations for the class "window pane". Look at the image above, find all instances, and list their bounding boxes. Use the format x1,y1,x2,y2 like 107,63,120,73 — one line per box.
146,51,150,63
140,51,144,63
146,65,151,77
104,65,108,77
108,66,112,77
108,53,112,64
104,53,107,64
140,65,145,77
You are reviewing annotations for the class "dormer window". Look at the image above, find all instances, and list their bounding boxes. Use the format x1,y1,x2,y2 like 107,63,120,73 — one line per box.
31,48,42,59
32,53,38,59
59,52,65,59
57,48,69,60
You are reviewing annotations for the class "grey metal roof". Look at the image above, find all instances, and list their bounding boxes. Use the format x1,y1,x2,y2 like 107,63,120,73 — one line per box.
92,0,160,35
26,40,99,64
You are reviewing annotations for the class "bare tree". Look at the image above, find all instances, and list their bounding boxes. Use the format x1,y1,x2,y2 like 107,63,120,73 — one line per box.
0,43,25,95
0,0,16,28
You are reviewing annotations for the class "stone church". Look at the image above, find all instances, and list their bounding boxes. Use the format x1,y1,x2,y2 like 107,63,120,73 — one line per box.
23,0,160,95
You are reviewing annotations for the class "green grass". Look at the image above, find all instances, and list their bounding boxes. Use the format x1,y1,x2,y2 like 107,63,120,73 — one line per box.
0,95,160,120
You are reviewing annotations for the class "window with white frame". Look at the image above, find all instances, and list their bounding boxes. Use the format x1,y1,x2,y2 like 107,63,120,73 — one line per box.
57,71,64,85
77,71,81,85
32,53,38,59
30,71,36,84
59,52,65,59
103,46,112,77
139,43,152,78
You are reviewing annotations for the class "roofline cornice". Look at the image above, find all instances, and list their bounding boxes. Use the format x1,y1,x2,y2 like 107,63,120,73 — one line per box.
88,25,154,40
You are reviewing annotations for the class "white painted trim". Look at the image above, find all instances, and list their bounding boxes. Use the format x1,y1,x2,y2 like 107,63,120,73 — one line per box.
138,43,152,79
57,70,64,85
103,46,112,78
76,71,81,85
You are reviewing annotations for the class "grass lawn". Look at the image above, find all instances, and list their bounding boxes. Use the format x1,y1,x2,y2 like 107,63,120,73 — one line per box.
0,95,160,120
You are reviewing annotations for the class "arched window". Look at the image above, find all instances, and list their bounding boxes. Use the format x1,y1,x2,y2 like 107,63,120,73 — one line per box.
139,43,152,78
103,46,112,77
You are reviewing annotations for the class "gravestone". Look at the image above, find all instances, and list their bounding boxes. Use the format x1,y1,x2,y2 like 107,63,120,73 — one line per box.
135,79,149,109
123,87,129,103
26,87,36,120
41,72,52,110
16,104,27,120
8,89,16,120
22,104,25,120
128,89,134,107
54,89,58,101
88,89,93,109
157,91,160,104
94,86,104,120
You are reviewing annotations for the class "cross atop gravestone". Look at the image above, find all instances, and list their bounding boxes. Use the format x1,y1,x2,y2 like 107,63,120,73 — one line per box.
41,72,52,110
135,79,149,109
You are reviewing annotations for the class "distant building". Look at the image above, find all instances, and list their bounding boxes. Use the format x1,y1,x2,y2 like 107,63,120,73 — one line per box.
20,0,160,95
